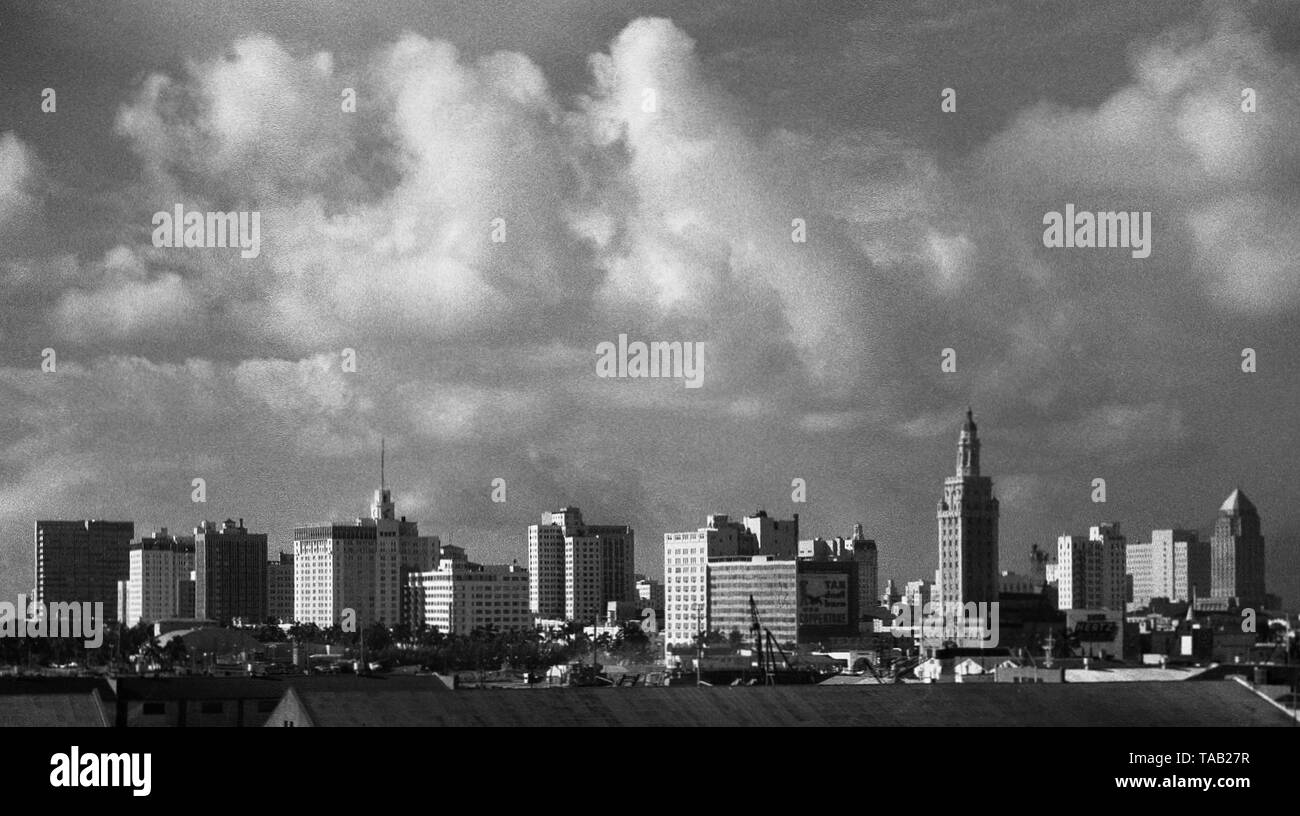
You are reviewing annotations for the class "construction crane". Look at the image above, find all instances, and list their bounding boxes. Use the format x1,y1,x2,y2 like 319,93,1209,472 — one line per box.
856,654,888,684
749,595,796,685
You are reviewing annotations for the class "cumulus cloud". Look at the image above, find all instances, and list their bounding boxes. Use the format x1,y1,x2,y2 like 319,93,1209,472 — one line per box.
978,6,1300,314
0,132,38,233
115,34,361,202
2,6,1298,605
53,246,201,343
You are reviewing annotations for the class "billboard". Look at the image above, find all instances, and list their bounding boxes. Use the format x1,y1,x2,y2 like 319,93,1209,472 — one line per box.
1072,620,1118,642
798,573,850,627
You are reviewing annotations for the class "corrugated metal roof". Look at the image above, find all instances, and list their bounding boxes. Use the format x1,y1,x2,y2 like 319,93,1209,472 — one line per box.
0,692,109,727
280,680,1291,727
114,673,449,700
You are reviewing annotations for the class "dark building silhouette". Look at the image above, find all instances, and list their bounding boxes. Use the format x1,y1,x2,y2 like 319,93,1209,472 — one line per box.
33,520,135,624
195,518,267,625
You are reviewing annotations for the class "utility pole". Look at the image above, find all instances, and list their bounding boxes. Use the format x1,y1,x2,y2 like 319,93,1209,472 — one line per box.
695,603,703,686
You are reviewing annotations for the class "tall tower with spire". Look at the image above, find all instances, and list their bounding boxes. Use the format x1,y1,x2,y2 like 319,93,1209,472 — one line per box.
292,439,438,628
372,437,395,521
937,409,1000,612
847,521,878,628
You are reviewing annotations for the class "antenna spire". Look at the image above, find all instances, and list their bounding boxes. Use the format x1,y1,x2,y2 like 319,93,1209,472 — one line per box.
381,437,386,492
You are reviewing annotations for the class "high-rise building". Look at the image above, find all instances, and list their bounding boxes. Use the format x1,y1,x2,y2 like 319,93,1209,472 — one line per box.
1127,529,1204,608
121,529,195,627
708,556,799,647
585,523,636,618
293,486,439,628
662,514,757,651
661,510,802,653
851,525,879,609
266,551,295,624
1057,523,1126,611
526,507,635,622
707,556,859,649
565,533,601,622
194,518,267,625
408,555,531,637
34,520,135,625
937,410,999,611
1173,533,1211,604
798,522,877,630
1125,539,1157,608
1210,488,1266,605
528,519,567,619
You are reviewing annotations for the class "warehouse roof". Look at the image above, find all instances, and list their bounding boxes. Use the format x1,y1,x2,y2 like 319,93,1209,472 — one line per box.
267,679,1290,727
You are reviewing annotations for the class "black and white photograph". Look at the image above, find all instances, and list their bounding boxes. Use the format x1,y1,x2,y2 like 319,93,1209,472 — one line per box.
0,0,1297,791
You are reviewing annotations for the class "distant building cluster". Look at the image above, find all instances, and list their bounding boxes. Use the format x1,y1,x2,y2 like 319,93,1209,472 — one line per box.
33,480,541,640
22,412,1282,676
659,509,875,658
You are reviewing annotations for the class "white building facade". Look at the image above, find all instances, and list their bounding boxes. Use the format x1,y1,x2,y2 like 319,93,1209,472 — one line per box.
293,487,438,628
409,560,531,636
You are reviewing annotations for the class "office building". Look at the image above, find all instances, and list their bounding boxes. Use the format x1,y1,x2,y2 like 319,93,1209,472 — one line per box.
294,485,439,628
584,522,636,619
1127,529,1205,609
798,522,877,630
195,518,267,625
743,510,800,557
33,520,135,625
408,555,531,637
1173,533,1211,604
708,556,799,646
937,410,999,611
1210,488,1266,606
1057,523,1126,611
663,514,758,651
528,519,566,619
707,556,859,649
120,529,195,627
266,551,295,624
526,507,635,622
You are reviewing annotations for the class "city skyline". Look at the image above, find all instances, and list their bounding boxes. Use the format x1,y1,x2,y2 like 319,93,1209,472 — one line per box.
14,417,1290,612
1,0,1298,609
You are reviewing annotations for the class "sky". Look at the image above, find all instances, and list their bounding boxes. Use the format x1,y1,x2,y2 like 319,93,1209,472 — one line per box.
1,0,1298,607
